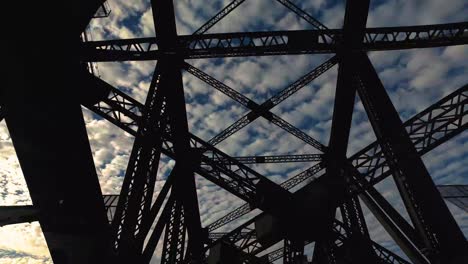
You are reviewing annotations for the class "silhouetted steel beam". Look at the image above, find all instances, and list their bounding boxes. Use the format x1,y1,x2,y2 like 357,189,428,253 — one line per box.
81,74,143,136
2,195,120,227
356,180,423,249
158,59,203,262
320,1,377,262
358,184,430,264
353,52,467,263
351,84,468,184
206,214,261,254
0,194,143,228
160,195,186,264
103,195,119,224
0,206,39,227
348,162,428,263
283,239,305,264
81,22,468,61
438,185,468,212
210,153,323,164
208,232,255,241
110,62,168,261
138,171,175,248
4,4,112,261
371,242,412,264
142,195,176,262
151,0,204,261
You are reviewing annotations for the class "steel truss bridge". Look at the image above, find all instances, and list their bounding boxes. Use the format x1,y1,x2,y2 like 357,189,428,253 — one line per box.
0,0,467,263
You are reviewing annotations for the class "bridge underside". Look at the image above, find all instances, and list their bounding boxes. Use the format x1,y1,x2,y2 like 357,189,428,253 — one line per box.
0,0,467,264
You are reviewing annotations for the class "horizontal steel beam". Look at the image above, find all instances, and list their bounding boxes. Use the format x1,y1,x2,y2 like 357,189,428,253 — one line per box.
81,22,468,61
209,153,322,164
0,206,39,227
1,194,122,227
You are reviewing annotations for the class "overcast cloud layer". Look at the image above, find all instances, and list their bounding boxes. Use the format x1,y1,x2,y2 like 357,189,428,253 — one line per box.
0,0,467,263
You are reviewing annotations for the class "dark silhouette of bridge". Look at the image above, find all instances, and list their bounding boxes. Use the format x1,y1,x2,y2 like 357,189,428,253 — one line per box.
0,0,467,263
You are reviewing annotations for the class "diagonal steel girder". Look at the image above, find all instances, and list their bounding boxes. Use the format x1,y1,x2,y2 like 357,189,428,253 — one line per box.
438,185,468,212
352,52,468,262
80,22,468,61
110,61,168,260
318,0,375,262
211,153,322,164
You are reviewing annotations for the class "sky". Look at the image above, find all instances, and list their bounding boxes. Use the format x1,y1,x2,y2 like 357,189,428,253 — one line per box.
0,0,467,263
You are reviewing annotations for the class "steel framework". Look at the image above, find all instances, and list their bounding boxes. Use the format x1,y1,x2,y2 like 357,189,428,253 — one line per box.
1,0,467,263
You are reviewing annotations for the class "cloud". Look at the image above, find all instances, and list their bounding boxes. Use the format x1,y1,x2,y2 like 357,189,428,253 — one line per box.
0,222,51,263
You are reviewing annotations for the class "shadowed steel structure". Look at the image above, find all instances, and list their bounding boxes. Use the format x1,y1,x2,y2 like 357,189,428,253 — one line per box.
0,0,467,263
438,185,468,213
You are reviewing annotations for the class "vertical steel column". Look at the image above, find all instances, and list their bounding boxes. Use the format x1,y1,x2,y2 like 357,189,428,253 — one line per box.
283,239,305,264
161,197,186,264
111,62,167,261
353,52,468,263
338,194,376,263
3,2,112,263
311,244,336,264
151,0,205,261
159,57,204,263
318,0,376,262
